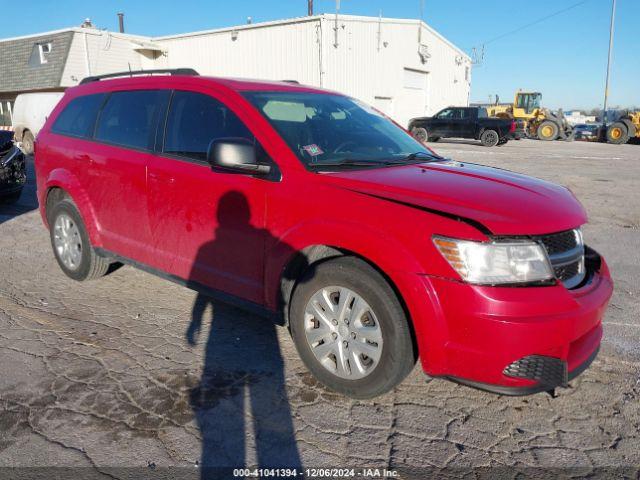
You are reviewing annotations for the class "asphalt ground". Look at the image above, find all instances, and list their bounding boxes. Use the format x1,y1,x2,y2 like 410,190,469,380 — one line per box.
0,140,638,479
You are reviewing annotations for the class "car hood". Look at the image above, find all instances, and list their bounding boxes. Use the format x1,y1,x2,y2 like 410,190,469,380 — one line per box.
321,160,587,235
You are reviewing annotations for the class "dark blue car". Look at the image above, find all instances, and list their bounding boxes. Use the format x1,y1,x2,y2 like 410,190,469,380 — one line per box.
0,130,26,203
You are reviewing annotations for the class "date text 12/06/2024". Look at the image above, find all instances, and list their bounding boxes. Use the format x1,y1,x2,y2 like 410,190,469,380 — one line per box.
232,468,399,478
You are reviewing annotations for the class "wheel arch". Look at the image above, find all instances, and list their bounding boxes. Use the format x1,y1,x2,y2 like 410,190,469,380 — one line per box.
13,125,27,142
42,170,102,246
621,118,635,137
277,243,420,360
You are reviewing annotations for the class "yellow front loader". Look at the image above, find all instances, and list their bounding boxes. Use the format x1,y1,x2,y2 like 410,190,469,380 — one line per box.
486,91,574,141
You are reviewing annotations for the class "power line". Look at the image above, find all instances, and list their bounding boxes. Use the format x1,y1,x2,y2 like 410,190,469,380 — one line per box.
480,0,591,47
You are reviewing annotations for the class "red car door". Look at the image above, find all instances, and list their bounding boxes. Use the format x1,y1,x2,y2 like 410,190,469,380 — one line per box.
86,89,170,259
146,89,267,304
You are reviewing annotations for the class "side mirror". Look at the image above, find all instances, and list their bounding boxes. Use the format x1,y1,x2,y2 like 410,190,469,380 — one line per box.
206,138,271,175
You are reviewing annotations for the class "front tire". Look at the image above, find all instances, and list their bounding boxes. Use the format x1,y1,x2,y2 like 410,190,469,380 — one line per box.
1,189,22,204
537,121,558,141
606,122,628,144
411,127,429,144
48,199,110,281
289,256,416,399
480,129,499,147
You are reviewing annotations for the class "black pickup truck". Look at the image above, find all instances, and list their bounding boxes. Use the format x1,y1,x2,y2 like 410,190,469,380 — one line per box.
408,106,515,147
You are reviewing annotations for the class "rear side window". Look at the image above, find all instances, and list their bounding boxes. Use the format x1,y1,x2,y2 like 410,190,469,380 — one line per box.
51,94,105,138
163,91,253,161
95,90,168,151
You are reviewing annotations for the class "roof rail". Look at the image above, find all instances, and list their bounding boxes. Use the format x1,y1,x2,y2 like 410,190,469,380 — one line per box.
79,68,199,85
282,80,300,84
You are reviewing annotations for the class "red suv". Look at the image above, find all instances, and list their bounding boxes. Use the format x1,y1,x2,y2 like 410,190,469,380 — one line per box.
35,70,613,398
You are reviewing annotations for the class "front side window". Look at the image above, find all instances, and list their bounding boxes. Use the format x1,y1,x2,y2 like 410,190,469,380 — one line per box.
95,90,168,151
438,108,464,119
243,91,437,169
437,109,454,119
517,93,542,114
163,91,253,161
51,93,106,138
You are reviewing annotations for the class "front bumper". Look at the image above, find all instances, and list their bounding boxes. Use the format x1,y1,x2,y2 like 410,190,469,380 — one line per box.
407,247,612,394
0,145,26,195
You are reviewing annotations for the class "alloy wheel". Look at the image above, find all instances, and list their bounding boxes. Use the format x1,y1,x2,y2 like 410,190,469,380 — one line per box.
53,213,83,271
304,286,383,380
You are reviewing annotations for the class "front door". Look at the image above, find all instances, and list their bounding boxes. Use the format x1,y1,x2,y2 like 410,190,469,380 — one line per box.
430,108,455,137
146,90,267,304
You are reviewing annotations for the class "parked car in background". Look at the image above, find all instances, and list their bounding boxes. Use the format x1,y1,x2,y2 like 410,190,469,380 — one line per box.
0,130,26,203
408,107,515,147
36,71,612,398
574,124,600,141
12,92,64,155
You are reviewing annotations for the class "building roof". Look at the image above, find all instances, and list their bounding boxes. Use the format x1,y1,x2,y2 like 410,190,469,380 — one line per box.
0,31,73,94
0,27,150,44
153,14,470,60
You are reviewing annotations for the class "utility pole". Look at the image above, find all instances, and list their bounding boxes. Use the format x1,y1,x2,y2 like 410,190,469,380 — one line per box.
308,0,313,16
333,0,340,48
602,0,616,128
418,0,424,43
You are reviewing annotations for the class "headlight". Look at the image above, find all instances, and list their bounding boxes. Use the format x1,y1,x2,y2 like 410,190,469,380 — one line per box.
433,235,554,285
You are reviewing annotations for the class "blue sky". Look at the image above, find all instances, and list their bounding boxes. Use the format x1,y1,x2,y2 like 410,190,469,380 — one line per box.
4,0,638,110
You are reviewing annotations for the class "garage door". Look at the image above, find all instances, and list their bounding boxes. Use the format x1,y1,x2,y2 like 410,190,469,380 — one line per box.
396,68,429,128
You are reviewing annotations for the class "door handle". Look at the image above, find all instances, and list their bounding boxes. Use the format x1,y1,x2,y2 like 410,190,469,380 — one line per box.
74,154,91,162
148,172,175,184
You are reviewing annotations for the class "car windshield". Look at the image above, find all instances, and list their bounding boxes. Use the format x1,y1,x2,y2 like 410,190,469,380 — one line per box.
243,91,440,169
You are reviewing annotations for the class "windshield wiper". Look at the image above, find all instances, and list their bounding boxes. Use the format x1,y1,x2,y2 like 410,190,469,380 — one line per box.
308,152,444,171
308,159,390,169
393,151,444,163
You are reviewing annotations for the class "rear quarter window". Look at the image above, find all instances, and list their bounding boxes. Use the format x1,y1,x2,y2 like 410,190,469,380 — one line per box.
51,93,106,138
95,90,169,151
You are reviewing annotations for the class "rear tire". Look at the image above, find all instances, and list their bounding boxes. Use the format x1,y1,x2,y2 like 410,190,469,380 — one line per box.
289,256,416,399
537,121,558,141
480,129,499,147
48,199,110,281
21,131,34,155
606,122,628,144
411,127,429,144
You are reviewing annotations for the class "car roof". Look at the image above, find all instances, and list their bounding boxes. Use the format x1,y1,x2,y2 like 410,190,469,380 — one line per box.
68,74,337,96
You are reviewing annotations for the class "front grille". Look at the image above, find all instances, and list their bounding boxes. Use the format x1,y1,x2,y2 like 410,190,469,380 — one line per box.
537,230,577,255
534,229,585,289
503,355,568,387
553,261,580,281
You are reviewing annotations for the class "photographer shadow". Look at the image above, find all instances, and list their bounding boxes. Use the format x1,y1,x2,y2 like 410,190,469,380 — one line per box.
185,191,303,475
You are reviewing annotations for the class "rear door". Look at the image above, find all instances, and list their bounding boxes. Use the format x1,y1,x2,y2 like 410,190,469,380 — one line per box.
86,89,170,260
459,108,478,137
146,89,268,303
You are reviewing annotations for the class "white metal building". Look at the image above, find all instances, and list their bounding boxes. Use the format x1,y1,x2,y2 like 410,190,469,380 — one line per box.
153,14,472,127
0,14,471,130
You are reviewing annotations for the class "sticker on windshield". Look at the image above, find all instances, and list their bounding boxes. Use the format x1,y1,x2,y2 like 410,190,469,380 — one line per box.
303,144,324,157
